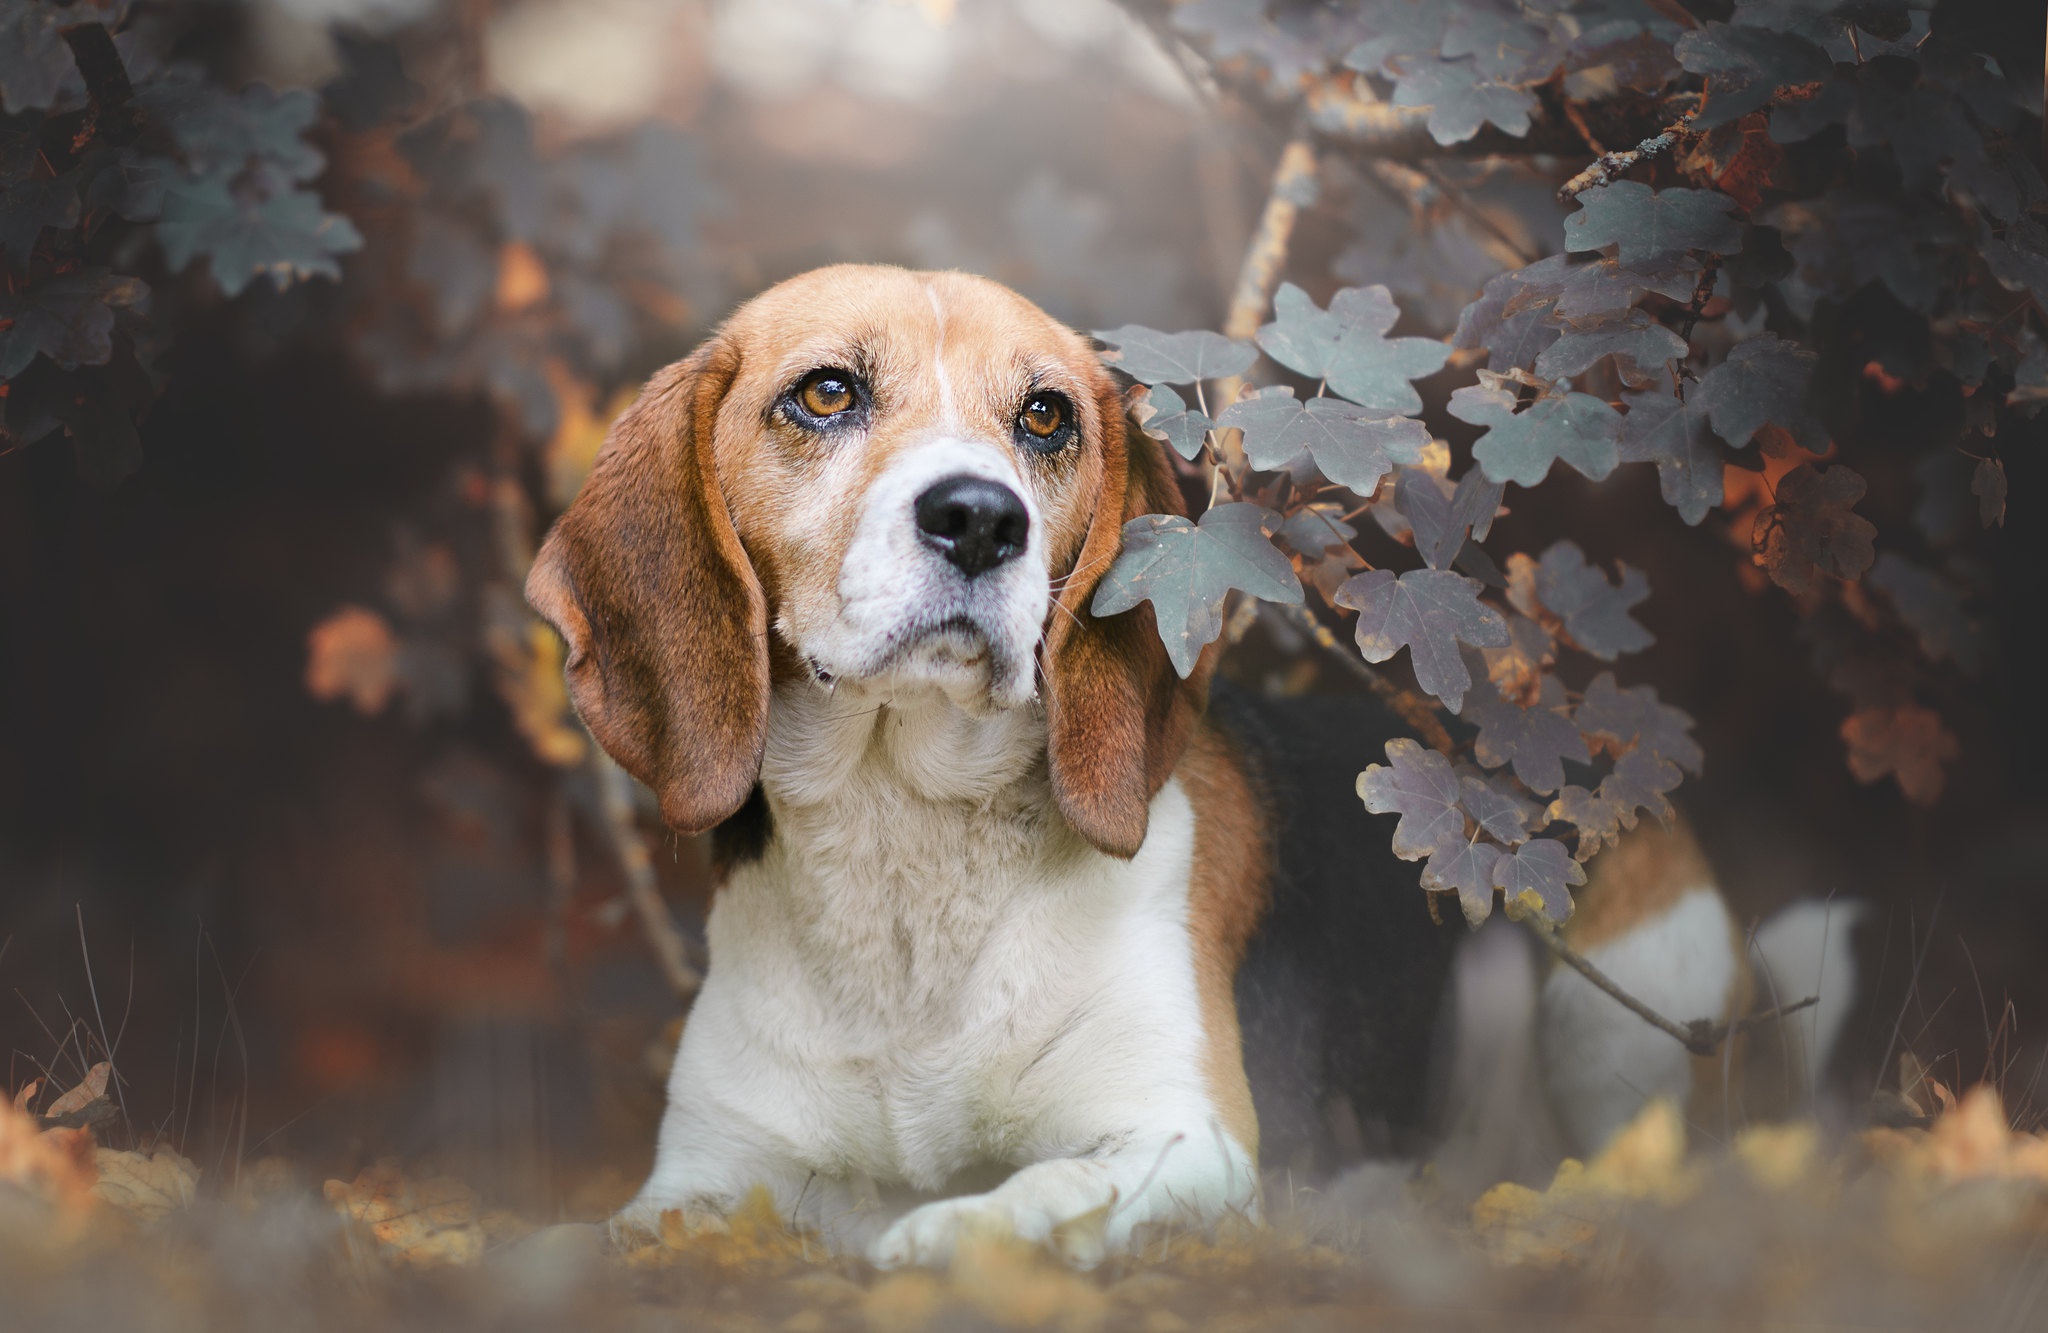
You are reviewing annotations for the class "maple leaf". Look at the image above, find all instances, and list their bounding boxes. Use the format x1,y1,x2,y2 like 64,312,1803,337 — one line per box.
1754,464,1877,596
1461,674,1589,794
1393,466,1501,572
1534,540,1653,660
1092,503,1302,679
1619,388,1724,525
1841,705,1959,805
0,269,149,380
1424,835,1506,928
1533,310,1689,388
1693,334,1820,449
1357,738,1465,860
1563,182,1745,264
133,73,328,181
1543,255,1702,322
1867,553,1984,674
1277,503,1357,558
1453,384,1623,489
1674,22,1832,128
1390,57,1538,145
1216,386,1427,493
1482,613,1556,707
1452,268,1562,372
1135,384,1213,461
94,1146,201,1223
1335,567,1508,713
1492,837,1585,924
1255,283,1450,415
1459,769,1537,845
1547,784,1626,856
1598,746,1684,827
157,171,363,297
1093,324,1255,385
1574,671,1703,774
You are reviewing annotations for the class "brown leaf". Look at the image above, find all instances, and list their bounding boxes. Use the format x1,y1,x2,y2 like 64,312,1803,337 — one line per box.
92,1145,200,1222
45,1061,109,1118
1840,704,1960,804
11,1080,38,1112
1753,464,1876,597
325,1161,485,1267
305,605,400,714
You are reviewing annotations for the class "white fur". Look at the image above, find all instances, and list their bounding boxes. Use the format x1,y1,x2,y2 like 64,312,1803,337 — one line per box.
1538,887,1738,1154
621,680,1257,1265
800,438,1049,712
1751,898,1866,1101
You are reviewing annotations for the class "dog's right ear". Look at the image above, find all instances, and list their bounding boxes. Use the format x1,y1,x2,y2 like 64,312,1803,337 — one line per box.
525,340,770,834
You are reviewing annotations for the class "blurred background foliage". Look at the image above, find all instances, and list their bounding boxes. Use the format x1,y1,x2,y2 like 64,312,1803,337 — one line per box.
1,0,2045,1215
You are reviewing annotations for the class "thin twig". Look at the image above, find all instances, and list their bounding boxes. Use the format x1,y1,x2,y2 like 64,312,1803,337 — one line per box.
1558,116,1695,203
591,751,702,998
1264,601,1455,755
1526,917,1817,1058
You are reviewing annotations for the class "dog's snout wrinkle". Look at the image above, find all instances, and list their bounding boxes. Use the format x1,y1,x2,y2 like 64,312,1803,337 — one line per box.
915,475,1030,578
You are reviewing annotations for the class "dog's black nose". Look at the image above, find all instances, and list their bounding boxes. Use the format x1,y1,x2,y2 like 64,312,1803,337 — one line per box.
915,475,1029,578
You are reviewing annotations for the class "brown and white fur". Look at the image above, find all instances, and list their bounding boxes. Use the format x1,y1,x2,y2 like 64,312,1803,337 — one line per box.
526,265,1856,1266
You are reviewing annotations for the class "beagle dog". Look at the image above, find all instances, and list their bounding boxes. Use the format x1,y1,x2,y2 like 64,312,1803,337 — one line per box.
526,265,1853,1265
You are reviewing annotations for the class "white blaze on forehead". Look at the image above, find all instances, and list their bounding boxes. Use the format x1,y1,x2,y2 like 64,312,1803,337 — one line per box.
926,283,957,428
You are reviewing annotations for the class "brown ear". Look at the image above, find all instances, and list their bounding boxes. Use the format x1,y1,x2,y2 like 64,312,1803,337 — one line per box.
525,341,770,834
1044,386,1215,859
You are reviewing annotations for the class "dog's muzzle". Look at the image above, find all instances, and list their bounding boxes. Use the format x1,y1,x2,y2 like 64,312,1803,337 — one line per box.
914,475,1030,579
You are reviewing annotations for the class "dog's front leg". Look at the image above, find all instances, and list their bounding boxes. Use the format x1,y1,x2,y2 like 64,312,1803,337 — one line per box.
868,1127,1257,1268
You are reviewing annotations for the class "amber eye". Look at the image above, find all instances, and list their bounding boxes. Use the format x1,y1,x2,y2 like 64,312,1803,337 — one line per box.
796,371,857,419
1016,392,1069,442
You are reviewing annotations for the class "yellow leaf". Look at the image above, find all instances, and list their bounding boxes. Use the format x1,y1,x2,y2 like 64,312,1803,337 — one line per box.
305,606,400,714
496,240,550,313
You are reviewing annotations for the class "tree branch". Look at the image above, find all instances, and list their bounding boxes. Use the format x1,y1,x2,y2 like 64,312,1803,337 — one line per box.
1265,602,1456,755
1557,117,1695,203
591,751,703,999
58,23,137,147
1525,917,1817,1057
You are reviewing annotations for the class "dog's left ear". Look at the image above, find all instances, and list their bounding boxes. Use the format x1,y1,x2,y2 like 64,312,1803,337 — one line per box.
525,340,771,834
1044,383,1215,859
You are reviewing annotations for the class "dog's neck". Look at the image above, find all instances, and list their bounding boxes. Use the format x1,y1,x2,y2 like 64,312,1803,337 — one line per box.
723,678,1093,1022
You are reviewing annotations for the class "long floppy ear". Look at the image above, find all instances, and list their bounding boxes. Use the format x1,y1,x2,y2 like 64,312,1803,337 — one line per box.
1044,385,1215,859
525,340,770,834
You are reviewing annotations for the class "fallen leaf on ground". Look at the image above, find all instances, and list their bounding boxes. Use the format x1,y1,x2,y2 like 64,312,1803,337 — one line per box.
93,1145,200,1222
324,1161,485,1266
45,1062,110,1118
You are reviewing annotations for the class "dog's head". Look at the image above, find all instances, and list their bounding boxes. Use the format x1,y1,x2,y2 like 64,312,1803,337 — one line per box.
527,265,1208,858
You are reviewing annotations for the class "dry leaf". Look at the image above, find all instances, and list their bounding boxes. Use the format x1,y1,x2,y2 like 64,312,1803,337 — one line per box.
45,1062,110,1118
306,606,400,714
93,1145,200,1222
11,1080,38,1112
325,1161,486,1267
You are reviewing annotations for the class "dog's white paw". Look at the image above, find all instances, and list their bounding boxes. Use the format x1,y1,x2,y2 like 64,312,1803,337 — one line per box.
868,1192,1113,1269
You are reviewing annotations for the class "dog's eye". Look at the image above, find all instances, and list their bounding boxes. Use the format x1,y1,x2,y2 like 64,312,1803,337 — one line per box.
1015,393,1071,447
798,371,857,419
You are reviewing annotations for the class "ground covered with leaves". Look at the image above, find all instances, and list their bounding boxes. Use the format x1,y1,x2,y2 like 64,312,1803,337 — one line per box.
8,1065,2048,1332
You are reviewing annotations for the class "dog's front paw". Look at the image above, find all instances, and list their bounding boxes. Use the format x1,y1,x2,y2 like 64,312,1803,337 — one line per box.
609,1195,730,1249
868,1192,1112,1269
869,1195,1016,1268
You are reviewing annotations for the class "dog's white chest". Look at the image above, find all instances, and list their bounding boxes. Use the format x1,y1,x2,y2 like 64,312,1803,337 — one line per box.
662,686,1205,1194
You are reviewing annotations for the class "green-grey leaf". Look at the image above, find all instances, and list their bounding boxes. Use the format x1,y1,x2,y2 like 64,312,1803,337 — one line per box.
1618,389,1724,525
1469,391,1623,488
1217,386,1427,492
1138,383,1214,461
1092,502,1302,678
1563,182,1745,264
1692,333,1818,449
1256,283,1450,415
1357,737,1465,861
1532,309,1689,388
1094,325,1255,385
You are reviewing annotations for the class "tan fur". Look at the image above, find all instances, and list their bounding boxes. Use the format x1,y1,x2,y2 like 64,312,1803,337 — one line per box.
527,264,1206,857
1176,720,1271,1159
